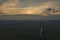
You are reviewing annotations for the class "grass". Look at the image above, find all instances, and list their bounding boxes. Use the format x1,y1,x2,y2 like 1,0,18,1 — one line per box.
0,20,60,40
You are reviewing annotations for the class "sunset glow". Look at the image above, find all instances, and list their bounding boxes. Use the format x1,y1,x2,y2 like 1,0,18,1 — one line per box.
0,0,60,16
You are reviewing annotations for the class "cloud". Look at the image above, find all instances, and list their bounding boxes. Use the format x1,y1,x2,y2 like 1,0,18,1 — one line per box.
0,0,60,16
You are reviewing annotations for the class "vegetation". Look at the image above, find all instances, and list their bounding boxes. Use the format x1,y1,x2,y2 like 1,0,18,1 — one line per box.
0,20,60,40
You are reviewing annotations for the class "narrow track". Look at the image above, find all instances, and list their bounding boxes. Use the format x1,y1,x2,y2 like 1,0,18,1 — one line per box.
40,26,46,40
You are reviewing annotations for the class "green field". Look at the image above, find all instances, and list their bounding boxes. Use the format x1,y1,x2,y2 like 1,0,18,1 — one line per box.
0,20,60,40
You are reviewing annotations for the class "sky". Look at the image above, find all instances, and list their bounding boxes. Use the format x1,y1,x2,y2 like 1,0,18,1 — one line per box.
0,0,60,16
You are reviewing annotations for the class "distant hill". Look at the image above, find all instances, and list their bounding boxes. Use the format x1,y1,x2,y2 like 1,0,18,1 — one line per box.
0,14,60,20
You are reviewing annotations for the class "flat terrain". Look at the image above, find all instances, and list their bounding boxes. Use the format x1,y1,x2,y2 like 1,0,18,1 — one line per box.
0,20,60,40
